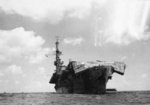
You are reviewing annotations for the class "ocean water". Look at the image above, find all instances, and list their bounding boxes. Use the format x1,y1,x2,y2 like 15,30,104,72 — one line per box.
0,91,150,105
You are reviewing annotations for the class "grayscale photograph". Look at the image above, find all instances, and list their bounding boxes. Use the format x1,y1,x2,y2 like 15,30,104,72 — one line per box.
0,0,150,105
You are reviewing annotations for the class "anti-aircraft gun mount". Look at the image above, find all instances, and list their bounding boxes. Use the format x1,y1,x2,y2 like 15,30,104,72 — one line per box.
49,39,126,94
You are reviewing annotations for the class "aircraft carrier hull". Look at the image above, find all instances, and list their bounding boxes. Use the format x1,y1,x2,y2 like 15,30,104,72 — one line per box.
50,65,113,94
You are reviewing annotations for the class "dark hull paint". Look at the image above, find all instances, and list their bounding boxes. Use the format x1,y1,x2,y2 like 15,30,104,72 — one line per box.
51,66,110,94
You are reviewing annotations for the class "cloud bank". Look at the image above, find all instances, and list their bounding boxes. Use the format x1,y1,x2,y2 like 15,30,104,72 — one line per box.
0,27,52,92
1,0,149,45
0,27,50,64
0,0,106,24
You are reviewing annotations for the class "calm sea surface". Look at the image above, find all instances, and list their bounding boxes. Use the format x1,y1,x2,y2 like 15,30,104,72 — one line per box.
0,91,150,105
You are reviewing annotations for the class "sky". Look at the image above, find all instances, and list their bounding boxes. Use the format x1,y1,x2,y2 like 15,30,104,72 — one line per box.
0,0,150,93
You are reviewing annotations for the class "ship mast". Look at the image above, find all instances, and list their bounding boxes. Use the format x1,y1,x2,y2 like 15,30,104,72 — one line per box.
54,37,63,73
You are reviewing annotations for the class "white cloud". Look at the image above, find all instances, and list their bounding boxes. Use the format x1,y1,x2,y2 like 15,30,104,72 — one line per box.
7,65,23,74
1,0,149,45
94,0,150,46
63,37,84,45
0,27,50,64
0,0,107,23
0,28,52,92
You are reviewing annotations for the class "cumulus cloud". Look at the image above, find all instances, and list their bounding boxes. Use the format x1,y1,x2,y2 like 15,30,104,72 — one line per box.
0,27,50,64
0,0,107,23
63,37,84,45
